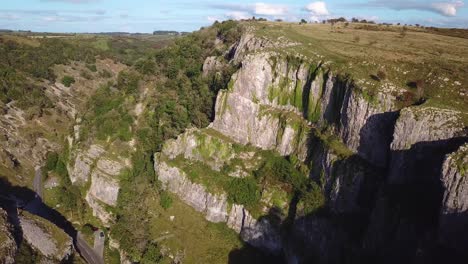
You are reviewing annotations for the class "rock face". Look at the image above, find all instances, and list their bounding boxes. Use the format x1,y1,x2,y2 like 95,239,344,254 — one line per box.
340,84,399,168
19,213,73,262
0,208,16,264
161,128,236,171
439,143,468,252
154,127,283,252
155,158,229,223
361,105,468,262
153,32,468,262
202,56,224,77
389,106,467,183
68,144,128,225
210,53,311,160
211,51,404,167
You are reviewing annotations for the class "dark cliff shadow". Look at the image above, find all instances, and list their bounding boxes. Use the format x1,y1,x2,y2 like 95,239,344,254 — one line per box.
362,136,468,264
228,207,287,264
437,210,468,262
0,176,79,258
284,130,468,264
322,75,348,126
356,110,399,168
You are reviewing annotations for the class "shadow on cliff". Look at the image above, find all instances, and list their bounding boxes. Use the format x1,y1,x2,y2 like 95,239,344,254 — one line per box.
0,176,79,261
357,111,399,168
228,207,287,264
288,126,468,263
362,136,468,264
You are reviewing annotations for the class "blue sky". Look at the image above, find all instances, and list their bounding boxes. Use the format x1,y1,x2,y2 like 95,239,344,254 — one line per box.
0,0,466,32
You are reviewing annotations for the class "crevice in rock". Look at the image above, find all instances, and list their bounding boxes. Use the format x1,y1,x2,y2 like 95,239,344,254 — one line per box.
302,61,323,121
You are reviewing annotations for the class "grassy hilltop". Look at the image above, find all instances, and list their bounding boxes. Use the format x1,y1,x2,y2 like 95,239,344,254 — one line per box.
250,21,468,122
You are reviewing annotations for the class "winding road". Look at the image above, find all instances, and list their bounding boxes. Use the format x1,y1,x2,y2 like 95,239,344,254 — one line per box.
30,167,104,264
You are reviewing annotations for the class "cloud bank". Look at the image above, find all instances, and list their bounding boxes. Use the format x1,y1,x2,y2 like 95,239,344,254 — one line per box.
368,0,464,17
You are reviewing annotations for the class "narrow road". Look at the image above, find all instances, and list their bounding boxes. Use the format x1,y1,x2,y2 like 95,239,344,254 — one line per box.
33,166,43,199
78,232,105,264
30,166,104,264
94,230,105,259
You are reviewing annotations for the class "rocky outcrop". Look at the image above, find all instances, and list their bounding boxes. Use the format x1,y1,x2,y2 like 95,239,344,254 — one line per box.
340,83,400,168
228,204,282,252
19,213,73,262
202,56,224,77
0,208,16,264
210,53,311,160
388,106,467,183
439,143,468,251
155,156,282,252
69,144,128,225
161,129,236,171
69,144,105,184
155,158,229,223
362,105,468,262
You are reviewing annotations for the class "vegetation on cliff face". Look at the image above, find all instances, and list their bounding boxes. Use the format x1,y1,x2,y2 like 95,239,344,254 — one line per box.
1,18,467,263
111,21,243,261
253,21,468,120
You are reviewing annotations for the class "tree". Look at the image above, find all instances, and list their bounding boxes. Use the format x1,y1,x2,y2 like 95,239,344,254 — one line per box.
300,19,308,24
141,243,163,264
61,75,75,87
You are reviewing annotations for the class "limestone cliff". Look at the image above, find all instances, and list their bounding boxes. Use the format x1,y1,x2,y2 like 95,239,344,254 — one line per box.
439,144,468,253
19,212,74,263
68,144,129,225
154,128,283,252
153,30,468,263
0,208,16,264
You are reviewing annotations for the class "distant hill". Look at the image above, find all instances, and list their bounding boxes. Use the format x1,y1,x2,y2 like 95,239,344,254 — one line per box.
153,30,190,36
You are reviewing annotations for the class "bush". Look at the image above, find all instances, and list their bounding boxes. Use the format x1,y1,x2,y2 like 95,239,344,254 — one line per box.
86,64,97,72
227,177,260,207
300,182,325,215
117,70,140,94
141,243,163,264
377,70,387,80
61,75,75,87
80,70,92,80
159,191,173,209
255,153,307,192
45,152,59,172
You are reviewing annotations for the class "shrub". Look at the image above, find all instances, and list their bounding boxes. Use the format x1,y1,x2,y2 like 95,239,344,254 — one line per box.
61,75,75,87
227,177,260,207
45,152,59,172
141,243,163,264
255,153,307,192
159,191,173,209
80,70,92,80
86,64,97,72
117,70,140,94
377,70,387,80
300,182,325,215
99,69,113,78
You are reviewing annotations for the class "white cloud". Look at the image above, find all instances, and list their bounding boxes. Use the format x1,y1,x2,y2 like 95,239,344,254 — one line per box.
430,1,464,16
207,16,221,23
305,1,329,16
226,11,251,20
366,0,465,17
253,3,288,16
